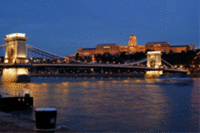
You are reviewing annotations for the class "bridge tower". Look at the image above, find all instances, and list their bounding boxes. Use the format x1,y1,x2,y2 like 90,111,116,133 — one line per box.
146,51,163,78
147,51,162,68
1,33,30,82
4,33,28,64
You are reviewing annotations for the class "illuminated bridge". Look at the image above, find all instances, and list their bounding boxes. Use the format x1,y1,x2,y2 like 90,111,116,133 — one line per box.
0,33,187,81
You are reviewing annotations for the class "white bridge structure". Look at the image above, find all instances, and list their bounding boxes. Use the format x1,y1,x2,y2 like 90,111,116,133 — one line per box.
0,33,187,82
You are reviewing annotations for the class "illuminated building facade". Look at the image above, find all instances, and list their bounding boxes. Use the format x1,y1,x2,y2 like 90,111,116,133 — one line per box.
77,34,194,56
78,44,121,56
145,42,194,53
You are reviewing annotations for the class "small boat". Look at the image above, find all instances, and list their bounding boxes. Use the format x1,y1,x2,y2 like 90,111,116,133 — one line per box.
155,75,193,84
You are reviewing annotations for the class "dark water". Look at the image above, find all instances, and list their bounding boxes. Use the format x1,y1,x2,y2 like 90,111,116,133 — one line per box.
0,77,199,132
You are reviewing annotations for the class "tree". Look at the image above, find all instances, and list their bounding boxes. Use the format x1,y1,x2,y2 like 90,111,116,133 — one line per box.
169,49,173,54
145,49,152,53
120,52,127,60
102,52,112,63
75,53,79,60
95,54,102,62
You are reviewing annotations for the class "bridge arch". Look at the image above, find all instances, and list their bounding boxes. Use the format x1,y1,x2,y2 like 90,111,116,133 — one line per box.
147,51,162,68
146,51,163,78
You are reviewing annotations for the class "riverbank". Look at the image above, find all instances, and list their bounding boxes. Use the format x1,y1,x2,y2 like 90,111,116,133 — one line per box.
30,73,198,79
0,111,74,132
30,73,145,78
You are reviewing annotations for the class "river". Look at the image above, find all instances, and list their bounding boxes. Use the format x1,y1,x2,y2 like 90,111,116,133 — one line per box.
0,76,199,132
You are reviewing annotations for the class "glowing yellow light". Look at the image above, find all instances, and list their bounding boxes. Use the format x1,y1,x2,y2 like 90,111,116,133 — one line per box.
136,79,141,82
4,59,8,63
62,82,70,86
42,83,48,86
98,81,104,84
1,68,29,82
123,80,129,83
18,54,26,58
6,33,26,38
83,81,89,86
103,46,110,49
17,68,28,75
147,51,161,54
154,44,161,47
145,71,163,79
111,80,116,83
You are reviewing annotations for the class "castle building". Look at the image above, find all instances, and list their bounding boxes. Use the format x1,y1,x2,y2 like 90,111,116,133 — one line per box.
77,34,194,57
78,44,120,56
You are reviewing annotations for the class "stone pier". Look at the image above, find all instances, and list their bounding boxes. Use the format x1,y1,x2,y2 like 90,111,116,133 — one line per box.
1,33,30,82
145,51,163,78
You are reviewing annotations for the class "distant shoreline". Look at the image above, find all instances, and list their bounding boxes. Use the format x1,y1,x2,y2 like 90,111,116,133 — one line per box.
29,73,200,78
30,73,145,78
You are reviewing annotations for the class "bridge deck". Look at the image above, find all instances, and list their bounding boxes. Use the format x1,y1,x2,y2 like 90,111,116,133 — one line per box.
0,63,187,73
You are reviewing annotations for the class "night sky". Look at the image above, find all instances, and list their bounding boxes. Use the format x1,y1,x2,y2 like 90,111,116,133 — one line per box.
0,0,199,56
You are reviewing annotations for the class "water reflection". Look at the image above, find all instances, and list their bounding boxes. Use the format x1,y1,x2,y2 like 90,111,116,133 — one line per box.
60,79,170,132
191,78,200,130
1,82,29,96
0,77,198,132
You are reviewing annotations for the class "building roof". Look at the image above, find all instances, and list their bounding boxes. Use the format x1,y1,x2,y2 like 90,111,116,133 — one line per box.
82,48,96,50
145,42,170,47
96,44,119,48
170,45,189,47
96,44,118,46
146,42,169,44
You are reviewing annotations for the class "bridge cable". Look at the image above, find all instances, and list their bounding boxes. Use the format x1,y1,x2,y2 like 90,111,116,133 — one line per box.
26,44,65,59
123,57,156,66
161,58,174,68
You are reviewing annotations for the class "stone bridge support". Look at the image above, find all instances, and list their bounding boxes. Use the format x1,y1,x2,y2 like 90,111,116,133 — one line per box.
1,33,30,82
146,51,163,78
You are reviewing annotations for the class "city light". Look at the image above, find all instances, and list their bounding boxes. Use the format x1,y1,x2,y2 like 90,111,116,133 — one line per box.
147,51,161,54
4,59,8,63
25,59,29,63
17,68,29,75
6,33,26,38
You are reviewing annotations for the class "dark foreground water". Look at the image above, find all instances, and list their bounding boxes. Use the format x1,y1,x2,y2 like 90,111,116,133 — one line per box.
0,76,199,132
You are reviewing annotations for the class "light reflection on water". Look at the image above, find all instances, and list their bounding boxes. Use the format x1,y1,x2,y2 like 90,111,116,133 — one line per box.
190,78,200,130
0,77,199,132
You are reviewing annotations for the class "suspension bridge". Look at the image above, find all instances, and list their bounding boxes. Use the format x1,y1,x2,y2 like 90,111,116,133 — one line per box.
0,43,186,72
0,33,187,82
